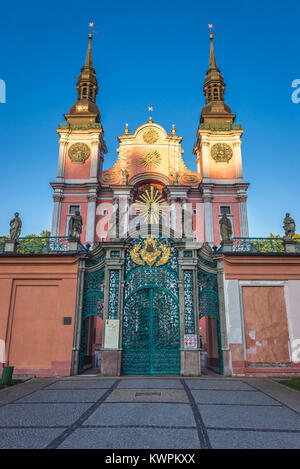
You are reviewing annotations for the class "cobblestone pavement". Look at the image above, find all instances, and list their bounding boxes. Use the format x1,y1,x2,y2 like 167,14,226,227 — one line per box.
0,376,300,449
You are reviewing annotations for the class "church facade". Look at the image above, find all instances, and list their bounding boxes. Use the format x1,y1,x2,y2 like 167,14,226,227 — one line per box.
50,32,249,247
48,31,250,377
1,32,300,379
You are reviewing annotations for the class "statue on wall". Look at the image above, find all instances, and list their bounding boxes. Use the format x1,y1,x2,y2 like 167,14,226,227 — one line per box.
173,172,180,185
68,210,83,241
121,169,129,185
219,213,232,242
283,213,296,241
9,212,22,241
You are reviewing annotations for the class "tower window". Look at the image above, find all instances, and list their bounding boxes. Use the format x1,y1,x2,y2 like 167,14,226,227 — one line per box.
69,205,80,214
220,206,231,215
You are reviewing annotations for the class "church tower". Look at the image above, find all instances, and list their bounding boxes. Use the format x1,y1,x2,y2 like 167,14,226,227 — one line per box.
50,30,107,244
193,30,249,241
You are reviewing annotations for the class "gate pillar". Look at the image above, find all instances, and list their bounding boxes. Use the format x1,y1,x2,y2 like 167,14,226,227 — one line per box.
215,254,232,376
177,244,201,376
101,242,126,376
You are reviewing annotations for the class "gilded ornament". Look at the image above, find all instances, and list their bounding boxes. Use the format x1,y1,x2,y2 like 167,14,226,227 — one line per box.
143,128,159,144
211,143,233,163
141,150,161,168
133,186,167,223
68,142,90,163
130,235,170,267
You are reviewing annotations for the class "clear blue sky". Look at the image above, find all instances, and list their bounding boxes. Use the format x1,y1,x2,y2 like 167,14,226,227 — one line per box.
0,0,299,237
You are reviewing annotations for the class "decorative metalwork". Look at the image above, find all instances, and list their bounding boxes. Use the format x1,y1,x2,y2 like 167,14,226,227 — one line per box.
130,235,170,267
183,250,193,258
143,129,159,144
231,237,285,253
198,259,223,374
198,123,242,130
211,143,233,163
58,123,102,130
82,268,105,321
122,238,180,374
108,270,119,319
111,250,120,258
68,142,90,163
141,150,161,168
133,186,167,223
79,264,105,374
14,236,84,254
183,270,195,334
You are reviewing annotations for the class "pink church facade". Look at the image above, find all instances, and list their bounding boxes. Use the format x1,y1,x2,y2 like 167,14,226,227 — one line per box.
50,33,249,247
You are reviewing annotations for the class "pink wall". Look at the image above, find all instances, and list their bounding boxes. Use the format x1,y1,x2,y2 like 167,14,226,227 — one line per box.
0,256,79,377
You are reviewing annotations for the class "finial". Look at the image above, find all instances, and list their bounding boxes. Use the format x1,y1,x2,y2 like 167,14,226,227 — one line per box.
88,22,98,39
208,23,216,40
125,123,129,134
148,104,154,123
171,124,176,135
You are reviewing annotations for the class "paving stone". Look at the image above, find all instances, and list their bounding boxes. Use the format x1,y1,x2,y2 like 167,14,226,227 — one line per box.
83,402,195,427
199,404,300,430
58,427,200,449
15,389,107,403
208,429,300,449
106,389,188,403
185,379,253,391
117,379,183,389
0,403,91,427
191,390,280,406
46,379,116,390
0,428,67,449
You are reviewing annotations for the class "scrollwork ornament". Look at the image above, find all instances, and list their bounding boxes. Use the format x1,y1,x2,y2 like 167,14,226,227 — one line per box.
68,143,90,163
211,143,233,163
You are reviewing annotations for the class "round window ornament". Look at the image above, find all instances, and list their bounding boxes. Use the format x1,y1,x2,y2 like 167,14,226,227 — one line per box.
68,142,90,163
211,143,233,163
143,129,159,144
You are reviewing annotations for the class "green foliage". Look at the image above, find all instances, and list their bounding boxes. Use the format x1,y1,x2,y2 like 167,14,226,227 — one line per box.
16,231,52,254
279,378,300,391
250,233,300,253
250,234,284,253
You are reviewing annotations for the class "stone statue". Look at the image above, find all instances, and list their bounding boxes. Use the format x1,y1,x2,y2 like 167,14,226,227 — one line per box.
219,213,232,242
121,169,129,185
9,212,22,241
283,213,296,241
174,172,180,185
68,210,82,241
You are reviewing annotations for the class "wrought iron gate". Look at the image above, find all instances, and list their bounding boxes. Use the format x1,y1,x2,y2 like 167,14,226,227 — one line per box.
198,257,223,374
121,238,180,374
79,262,105,374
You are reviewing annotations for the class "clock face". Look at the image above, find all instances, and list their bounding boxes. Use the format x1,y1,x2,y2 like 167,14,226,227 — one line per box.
68,143,90,163
211,143,233,163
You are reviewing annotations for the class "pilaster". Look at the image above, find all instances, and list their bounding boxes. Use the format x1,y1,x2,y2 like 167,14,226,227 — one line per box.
215,254,232,376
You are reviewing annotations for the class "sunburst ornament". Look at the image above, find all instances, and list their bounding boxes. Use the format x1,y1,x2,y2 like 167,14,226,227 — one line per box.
133,186,168,224
141,150,161,168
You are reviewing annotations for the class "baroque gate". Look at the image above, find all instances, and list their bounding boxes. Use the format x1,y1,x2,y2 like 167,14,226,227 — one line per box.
121,236,180,374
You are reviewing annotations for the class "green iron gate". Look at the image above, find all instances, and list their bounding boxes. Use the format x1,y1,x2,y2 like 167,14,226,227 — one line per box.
79,262,105,374
198,260,223,374
121,238,180,374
